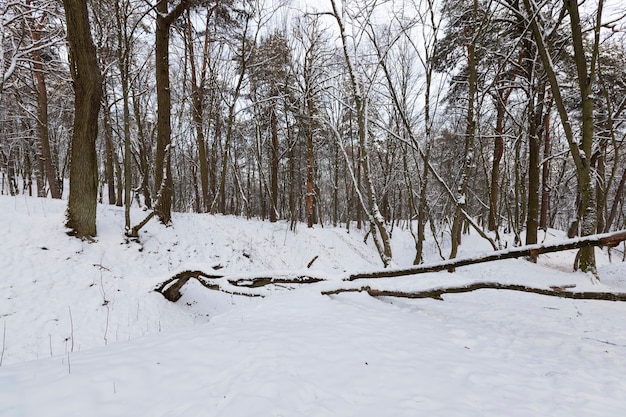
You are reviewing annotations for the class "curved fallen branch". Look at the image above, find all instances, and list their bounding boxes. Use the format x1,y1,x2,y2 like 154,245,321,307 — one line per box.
322,283,626,301
155,270,224,301
154,270,324,301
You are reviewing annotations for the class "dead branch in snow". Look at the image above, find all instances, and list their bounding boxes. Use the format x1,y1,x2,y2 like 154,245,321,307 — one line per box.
154,270,324,301
347,230,626,281
154,230,626,303
321,283,626,301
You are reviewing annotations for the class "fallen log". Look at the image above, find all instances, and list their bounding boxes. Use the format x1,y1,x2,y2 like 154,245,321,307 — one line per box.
322,283,626,301
347,230,626,281
155,271,626,304
154,230,626,303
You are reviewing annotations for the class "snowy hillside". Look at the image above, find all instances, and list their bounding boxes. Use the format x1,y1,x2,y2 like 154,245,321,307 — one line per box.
1,195,626,416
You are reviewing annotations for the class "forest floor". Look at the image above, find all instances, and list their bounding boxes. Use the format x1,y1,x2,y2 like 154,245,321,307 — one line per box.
1,195,625,416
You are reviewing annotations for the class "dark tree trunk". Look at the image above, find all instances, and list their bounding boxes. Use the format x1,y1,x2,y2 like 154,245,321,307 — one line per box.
489,94,505,231
526,87,544,248
154,0,189,224
63,0,103,237
154,1,173,223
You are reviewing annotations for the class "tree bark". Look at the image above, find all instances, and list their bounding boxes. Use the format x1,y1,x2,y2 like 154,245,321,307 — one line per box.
154,0,190,224
63,0,103,237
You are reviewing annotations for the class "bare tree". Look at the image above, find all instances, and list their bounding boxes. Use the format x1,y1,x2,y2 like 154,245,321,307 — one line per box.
329,0,393,267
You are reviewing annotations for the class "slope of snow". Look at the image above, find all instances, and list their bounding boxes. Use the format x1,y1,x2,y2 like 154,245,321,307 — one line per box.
1,195,626,416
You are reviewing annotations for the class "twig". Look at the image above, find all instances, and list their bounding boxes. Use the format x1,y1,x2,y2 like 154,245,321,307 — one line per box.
68,306,74,353
307,255,319,269
0,321,6,366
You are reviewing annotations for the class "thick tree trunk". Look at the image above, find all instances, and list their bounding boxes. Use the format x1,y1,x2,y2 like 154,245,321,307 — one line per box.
154,0,189,223
63,0,102,238
154,1,173,224
567,1,598,274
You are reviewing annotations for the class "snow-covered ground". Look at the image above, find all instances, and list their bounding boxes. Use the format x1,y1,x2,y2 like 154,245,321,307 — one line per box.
1,195,625,416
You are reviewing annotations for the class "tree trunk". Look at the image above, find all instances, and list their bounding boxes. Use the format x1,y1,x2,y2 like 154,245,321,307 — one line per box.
154,0,189,224
114,0,133,231
154,1,173,223
31,23,61,199
450,10,478,261
131,81,152,209
539,98,552,230
63,0,102,237
186,11,210,212
605,168,626,233
566,0,599,274
102,102,117,205
269,101,278,223
488,97,505,232
306,89,315,228
526,80,545,250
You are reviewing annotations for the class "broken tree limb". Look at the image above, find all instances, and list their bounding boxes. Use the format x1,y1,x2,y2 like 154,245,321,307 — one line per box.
154,270,324,301
155,270,224,301
322,283,626,301
346,230,626,281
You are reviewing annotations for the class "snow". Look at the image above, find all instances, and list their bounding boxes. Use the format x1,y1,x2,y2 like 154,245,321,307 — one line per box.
1,195,626,416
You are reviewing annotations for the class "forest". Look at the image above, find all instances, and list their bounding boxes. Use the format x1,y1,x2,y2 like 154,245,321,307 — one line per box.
1,0,626,274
